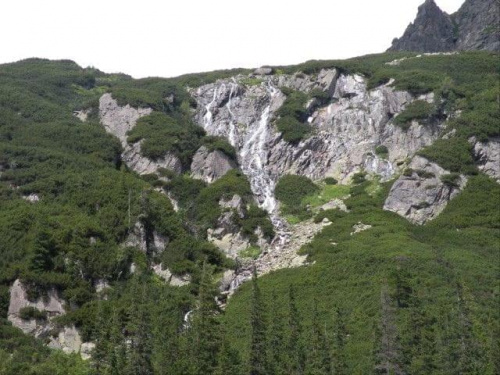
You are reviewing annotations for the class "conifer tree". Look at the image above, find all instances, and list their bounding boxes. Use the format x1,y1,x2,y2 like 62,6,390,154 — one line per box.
267,292,288,375
333,307,347,375
191,261,221,375
250,267,268,375
127,281,153,375
92,301,110,374
305,300,331,375
215,334,244,375
288,285,305,375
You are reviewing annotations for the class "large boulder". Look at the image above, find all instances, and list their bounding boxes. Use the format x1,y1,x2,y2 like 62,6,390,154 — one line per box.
384,156,467,224
190,146,237,183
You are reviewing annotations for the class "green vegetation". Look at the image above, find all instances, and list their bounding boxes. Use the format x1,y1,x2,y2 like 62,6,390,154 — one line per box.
0,51,498,374
275,174,319,221
239,246,262,260
127,112,205,166
375,145,389,157
302,183,350,207
239,77,263,87
224,175,500,374
276,88,311,143
19,307,47,321
393,100,436,129
323,177,338,185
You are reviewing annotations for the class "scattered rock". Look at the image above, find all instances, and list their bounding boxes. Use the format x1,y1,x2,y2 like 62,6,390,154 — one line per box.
22,193,40,203
73,109,92,122
350,222,372,235
152,264,190,286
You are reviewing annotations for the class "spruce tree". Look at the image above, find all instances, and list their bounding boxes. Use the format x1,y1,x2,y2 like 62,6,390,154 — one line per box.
215,335,244,375
288,285,305,375
250,267,268,375
332,307,347,375
191,261,221,375
305,300,331,375
127,281,153,375
267,291,288,375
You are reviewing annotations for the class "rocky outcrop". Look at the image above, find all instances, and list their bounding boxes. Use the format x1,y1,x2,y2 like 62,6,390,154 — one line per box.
193,72,442,200
99,93,182,175
192,70,445,291
384,156,467,224
471,137,500,183
207,195,255,258
152,264,190,286
190,146,236,183
8,279,92,356
124,221,168,255
389,0,500,52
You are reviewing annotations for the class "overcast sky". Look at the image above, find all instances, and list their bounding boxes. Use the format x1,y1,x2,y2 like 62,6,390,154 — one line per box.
1,0,465,78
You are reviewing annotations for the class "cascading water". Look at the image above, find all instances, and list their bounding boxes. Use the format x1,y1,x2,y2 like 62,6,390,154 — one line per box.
226,81,239,147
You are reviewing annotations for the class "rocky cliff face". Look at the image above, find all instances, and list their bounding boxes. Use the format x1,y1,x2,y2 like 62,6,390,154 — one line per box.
191,69,448,292
190,146,236,183
8,279,93,358
192,71,443,219
389,0,500,52
99,93,182,175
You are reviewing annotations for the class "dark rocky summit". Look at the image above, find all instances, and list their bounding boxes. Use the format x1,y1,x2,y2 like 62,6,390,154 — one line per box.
389,0,500,52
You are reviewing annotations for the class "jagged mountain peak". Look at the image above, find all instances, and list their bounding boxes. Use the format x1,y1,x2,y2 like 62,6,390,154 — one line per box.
389,0,500,52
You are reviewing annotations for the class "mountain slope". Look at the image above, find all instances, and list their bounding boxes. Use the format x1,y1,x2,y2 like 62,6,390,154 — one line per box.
0,51,498,374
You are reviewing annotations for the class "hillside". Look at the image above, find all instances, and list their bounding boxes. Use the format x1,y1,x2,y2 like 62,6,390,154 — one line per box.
0,49,498,374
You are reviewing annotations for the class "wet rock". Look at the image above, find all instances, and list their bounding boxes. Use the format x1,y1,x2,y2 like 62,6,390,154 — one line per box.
384,156,467,224
190,145,236,183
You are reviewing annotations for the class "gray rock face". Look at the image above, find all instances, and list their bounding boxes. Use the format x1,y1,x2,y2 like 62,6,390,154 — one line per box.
192,70,445,290
384,156,467,224
190,146,236,183
389,0,455,52
389,0,500,52
453,0,500,51
472,137,500,183
8,279,91,356
124,221,169,255
99,93,182,175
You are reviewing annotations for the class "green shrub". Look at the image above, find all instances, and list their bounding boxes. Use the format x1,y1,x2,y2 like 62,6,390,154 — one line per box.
275,175,319,206
201,136,237,160
352,172,367,184
440,173,461,188
276,116,310,143
276,89,311,143
418,138,476,174
375,145,389,157
324,177,338,185
127,112,205,166
19,306,47,321
393,100,436,129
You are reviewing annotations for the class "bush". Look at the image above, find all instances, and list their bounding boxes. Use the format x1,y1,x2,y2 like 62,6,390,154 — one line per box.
19,306,47,321
352,172,367,184
275,175,319,206
276,116,310,143
440,173,461,188
393,100,436,129
324,177,338,185
418,138,476,174
375,145,389,157
276,89,311,143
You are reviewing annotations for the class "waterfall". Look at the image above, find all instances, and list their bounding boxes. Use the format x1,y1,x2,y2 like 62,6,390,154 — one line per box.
227,81,238,147
203,86,218,130
240,82,278,214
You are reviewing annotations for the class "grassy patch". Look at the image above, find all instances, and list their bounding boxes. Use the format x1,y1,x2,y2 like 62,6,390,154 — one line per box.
239,246,261,259
302,184,350,207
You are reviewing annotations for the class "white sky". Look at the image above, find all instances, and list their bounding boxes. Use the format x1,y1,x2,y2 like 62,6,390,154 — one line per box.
1,0,465,78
